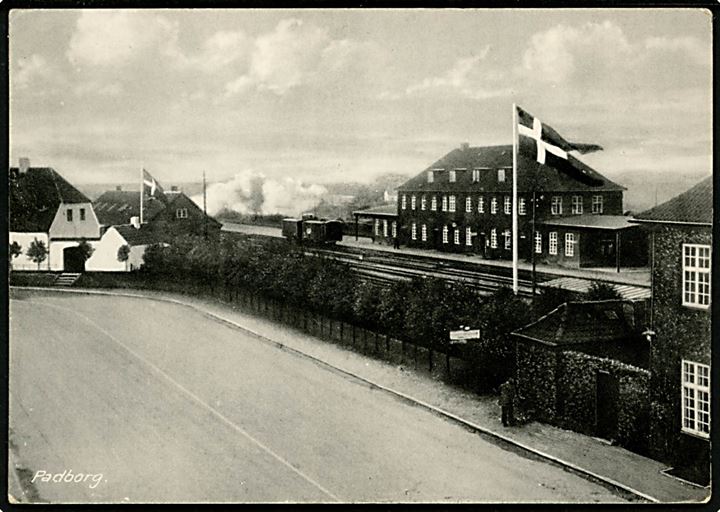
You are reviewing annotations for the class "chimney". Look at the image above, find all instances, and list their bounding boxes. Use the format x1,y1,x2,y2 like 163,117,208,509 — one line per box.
18,157,30,174
460,142,469,151
116,185,122,191
171,185,178,192
130,216,140,229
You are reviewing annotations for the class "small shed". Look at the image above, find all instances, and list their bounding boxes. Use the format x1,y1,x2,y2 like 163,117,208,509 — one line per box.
352,204,399,244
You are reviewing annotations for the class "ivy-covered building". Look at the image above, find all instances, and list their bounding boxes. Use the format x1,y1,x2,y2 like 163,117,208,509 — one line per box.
631,176,712,486
395,143,645,268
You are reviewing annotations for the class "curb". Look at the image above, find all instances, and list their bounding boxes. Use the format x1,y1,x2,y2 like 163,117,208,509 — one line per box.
11,285,659,503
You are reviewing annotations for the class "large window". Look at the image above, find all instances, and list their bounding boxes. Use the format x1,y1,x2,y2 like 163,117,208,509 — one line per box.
503,229,511,250
682,360,710,438
504,196,511,215
478,196,485,213
411,195,416,210
383,219,388,237
565,232,576,257
519,198,526,216
442,195,448,212
549,232,558,255
490,228,497,248
442,225,449,244
535,231,542,254
66,209,73,222
683,244,711,308
401,195,407,210
421,195,427,210
449,170,456,183
411,222,417,240
490,197,498,215
551,196,562,215
572,195,583,215
448,195,456,212
592,195,603,214
465,196,472,213
374,219,380,236
431,196,437,211
421,224,427,241
392,221,397,238
454,229,460,245
465,227,472,246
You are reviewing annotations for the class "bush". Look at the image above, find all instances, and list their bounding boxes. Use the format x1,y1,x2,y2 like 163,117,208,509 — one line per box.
587,281,622,301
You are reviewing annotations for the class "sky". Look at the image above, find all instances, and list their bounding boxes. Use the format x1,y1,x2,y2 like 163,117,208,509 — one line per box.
9,8,712,191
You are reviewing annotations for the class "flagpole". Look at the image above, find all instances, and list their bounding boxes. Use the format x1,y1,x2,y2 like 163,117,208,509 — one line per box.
139,165,144,224
512,103,519,295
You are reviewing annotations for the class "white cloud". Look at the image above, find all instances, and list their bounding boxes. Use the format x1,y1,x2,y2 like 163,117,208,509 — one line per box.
14,54,55,89
644,36,710,66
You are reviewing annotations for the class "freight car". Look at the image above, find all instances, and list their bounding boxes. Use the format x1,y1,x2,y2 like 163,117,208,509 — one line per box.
281,214,344,245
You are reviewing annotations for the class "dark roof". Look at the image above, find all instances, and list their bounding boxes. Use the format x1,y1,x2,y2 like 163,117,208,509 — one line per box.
94,190,165,226
353,204,398,217
9,167,91,232
633,175,712,225
512,300,636,346
114,224,167,246
541,214,637,231
397,145,624,194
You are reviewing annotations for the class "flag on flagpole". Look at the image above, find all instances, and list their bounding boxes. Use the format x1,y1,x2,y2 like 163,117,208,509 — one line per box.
142,168,168,203
516,106,604,185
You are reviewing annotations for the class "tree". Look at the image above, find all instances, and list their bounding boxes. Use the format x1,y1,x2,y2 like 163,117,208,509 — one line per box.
26,238,48,270
587,281,623,301
77,238,95,263
9,241,22,269
117,244,131,271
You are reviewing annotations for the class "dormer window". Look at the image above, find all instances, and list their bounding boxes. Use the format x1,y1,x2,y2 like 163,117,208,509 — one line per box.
428,171,435,183
497,169,506,182
449,170,456,183
472,169,480,182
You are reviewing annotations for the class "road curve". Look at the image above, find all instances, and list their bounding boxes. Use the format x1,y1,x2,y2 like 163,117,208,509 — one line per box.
9,290,624,503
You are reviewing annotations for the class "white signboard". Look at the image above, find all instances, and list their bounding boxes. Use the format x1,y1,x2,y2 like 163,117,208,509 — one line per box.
449,329,480,343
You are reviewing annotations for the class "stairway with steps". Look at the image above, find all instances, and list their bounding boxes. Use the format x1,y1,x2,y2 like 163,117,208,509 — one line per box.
54,273,82,287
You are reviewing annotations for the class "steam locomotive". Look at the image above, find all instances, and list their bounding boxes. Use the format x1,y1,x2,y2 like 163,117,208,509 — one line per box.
281,214,344,245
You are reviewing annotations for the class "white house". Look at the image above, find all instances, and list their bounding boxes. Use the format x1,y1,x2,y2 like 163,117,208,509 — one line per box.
86,220,165,272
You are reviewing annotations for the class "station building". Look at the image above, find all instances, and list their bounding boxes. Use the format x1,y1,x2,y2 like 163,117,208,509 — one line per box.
396,143,646,268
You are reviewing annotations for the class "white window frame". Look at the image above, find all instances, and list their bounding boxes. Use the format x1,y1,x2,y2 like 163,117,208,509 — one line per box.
490,228,497,248
421,224,427,241
411,222,417,240
453,229,460,245
442,225,449,244
490,197,498,215
472,169,480,182
411,195,416,210
682,244,711,309
549,232,558,255
565,232,576,257
401,195,407,210
383,219,388,237
391,221,397,238
551,196,563,215
465,227,472,246
465,196,472,213
682,360,710,438
449,170,456,183
176,208,188,219
421,195,427,211
534,231,542,254
504,196,511,215
504,229,511,250
592,195,603,214
572,195,583,215
427,171,434,183
497,169,506,182
448,195,456,212
442,195,448,212
478,196,485,213
374,219,380,236
431,196,437,211
519,198,526,216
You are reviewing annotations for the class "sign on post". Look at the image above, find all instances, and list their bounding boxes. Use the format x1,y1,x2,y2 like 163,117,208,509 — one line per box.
449,329,480,344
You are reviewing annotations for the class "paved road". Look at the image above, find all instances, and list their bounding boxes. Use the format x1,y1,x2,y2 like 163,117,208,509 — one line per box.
9,290,624,503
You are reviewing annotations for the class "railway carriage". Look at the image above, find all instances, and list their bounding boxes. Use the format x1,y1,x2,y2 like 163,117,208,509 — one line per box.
281,215,343,245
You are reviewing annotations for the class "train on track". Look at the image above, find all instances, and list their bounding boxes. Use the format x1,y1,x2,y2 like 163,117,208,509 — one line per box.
281,214,344,245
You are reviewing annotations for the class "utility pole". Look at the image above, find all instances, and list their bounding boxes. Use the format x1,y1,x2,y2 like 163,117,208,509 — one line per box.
531,189,537,296
203,170,208,239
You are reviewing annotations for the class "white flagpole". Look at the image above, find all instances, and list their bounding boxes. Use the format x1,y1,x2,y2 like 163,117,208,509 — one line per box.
139,166,144,224
512,103,519,295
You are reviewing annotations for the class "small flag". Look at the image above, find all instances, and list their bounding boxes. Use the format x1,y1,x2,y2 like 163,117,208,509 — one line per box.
142,169,167,203
516,106,604,186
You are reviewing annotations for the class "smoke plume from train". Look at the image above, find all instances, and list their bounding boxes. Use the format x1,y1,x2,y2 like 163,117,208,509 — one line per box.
193,171,327,217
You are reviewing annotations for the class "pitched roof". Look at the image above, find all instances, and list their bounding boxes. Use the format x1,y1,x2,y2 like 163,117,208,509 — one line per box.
114,224,167,246
541,214,637,231
9,167,90,232
353,203,398,217
93,190,165,226
397,145,624,193
512,300,636,346
633,175,713,225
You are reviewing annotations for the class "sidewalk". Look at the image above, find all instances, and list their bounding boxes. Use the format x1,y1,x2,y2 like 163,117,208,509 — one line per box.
15,286,708,503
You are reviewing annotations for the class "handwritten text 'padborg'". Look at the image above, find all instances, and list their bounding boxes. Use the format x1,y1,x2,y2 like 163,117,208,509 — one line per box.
31,470,105,489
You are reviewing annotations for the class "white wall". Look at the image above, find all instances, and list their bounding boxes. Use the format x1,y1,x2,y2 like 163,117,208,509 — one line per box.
9,232,50,271
85,227,148,272
49,202,101,240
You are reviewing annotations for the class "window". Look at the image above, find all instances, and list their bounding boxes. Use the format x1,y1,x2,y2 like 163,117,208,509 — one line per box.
374,219,380,236
431,196,437,211
490,228,497,248
421,224,427,241
454,229,460,245
549,232,558,255
682,360,710,437
551,196,563,215
411,195,417,210
683,244,711,308
519,198,526,216
572,195,583,215
442,225,449,244
66,209,73,222
383,219,388,237
478,196,485,213
421,195,427,211
411,222,417,240
176,208,188,219
592,195,604,214
465,227,472,246
472,169,480,182
449,170,456,183
504,196,511,215
491,197,498,214
497,169,506,182
392,221,397,238
465,196,472,213
504,229,511,250
565,232,576,257
442,195,448,212
535,232,542,254
427,171,434,183
79,208,86,221
401,195,407,210
448,195,456,212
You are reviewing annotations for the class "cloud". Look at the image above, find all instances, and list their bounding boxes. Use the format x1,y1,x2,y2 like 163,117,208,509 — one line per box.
644,36,710,66
13,54,57,89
